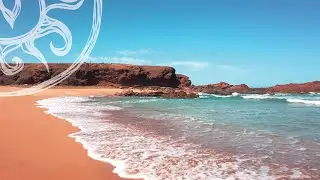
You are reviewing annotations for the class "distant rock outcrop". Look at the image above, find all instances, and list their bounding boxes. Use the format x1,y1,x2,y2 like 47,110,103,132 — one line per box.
270,81,320,93
229,84,250,93
194,82,253,95
116,88,199,98
176,74,192,88
194,81,320,95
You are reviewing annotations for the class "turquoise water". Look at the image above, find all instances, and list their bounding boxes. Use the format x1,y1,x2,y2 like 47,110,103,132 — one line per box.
38,93,320,179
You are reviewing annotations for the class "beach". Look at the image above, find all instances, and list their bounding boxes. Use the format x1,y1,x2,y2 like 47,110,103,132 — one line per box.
1,86,320,179
0,87,130,180
35,91,320,179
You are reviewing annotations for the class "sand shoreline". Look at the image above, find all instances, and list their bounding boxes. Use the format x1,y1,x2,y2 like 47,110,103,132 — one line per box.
0,87,137,180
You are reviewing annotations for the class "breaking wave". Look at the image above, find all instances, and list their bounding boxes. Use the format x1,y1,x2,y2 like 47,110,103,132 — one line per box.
199,92,320,106
37,96,279,179
287,99,320,105
36,95,320,179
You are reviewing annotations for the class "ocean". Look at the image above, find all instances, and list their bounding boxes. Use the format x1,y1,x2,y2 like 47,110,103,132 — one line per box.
37,93,320,180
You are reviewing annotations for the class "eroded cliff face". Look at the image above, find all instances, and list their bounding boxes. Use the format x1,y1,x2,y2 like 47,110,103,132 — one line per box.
176,74,192,88
0,63,188,88
0,63,318,96
270,81,320,93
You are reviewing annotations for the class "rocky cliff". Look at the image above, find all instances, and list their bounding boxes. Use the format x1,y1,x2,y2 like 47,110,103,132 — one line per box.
176,74,192,88
194,82,256,95
116,88,199,98
270,81,320,93
0,63,318,96
194,81,320,95
0,63,189,88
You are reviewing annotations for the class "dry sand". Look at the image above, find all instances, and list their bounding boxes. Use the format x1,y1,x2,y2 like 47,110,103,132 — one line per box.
0,87,136,180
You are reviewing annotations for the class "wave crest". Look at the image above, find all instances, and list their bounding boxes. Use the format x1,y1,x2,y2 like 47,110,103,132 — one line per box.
198,93,320,106
287,99,320,105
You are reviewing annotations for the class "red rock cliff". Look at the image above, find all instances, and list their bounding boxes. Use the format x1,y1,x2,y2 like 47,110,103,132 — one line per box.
270,81,320,93
194,82,252,95
176,74,192,88
194,81,320,95
0,63,189,88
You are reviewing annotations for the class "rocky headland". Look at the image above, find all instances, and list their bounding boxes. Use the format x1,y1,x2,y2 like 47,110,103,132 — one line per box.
0,63,319,98
0,63,181,87
270,81,320,94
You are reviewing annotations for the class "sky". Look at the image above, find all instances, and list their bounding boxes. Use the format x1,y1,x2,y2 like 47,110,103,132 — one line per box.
1,0,320,87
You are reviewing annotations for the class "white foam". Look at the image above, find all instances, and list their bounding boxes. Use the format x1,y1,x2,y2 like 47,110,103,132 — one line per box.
241,94,320,106
36,96,281,180
134,99,163,103
241,94,273,99
110,98,164,104
287,136,300,145
232,92,240,96
210,94,233,98
198,92,233,98
89,94,106,98
290,168,310,179
287,99,320,105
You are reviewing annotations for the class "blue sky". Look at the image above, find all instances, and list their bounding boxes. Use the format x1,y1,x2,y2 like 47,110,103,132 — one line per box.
1,0,320,87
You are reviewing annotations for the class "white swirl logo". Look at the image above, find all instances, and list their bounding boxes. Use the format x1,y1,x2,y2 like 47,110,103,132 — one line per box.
0,0,102,96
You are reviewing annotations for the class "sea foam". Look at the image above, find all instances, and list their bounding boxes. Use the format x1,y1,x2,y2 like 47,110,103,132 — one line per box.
241,94,320,106
37,96,285,180
198,92,238,99
286,98,320,105
241,94,273,99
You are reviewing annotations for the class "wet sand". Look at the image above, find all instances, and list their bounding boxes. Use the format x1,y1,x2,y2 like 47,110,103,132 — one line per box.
0,87,135,180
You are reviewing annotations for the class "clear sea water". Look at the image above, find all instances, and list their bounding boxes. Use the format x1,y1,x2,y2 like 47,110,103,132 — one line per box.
37,93,320,180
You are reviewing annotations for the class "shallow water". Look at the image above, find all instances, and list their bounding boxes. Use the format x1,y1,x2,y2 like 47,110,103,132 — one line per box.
37,93,320,179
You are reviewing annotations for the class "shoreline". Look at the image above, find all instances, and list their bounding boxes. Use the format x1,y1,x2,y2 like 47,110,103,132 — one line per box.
36,91,320,179
1,86,319,179
0,87,137,180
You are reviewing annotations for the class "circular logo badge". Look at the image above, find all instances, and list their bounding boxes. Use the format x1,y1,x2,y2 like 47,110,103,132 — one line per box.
0,0,102,96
